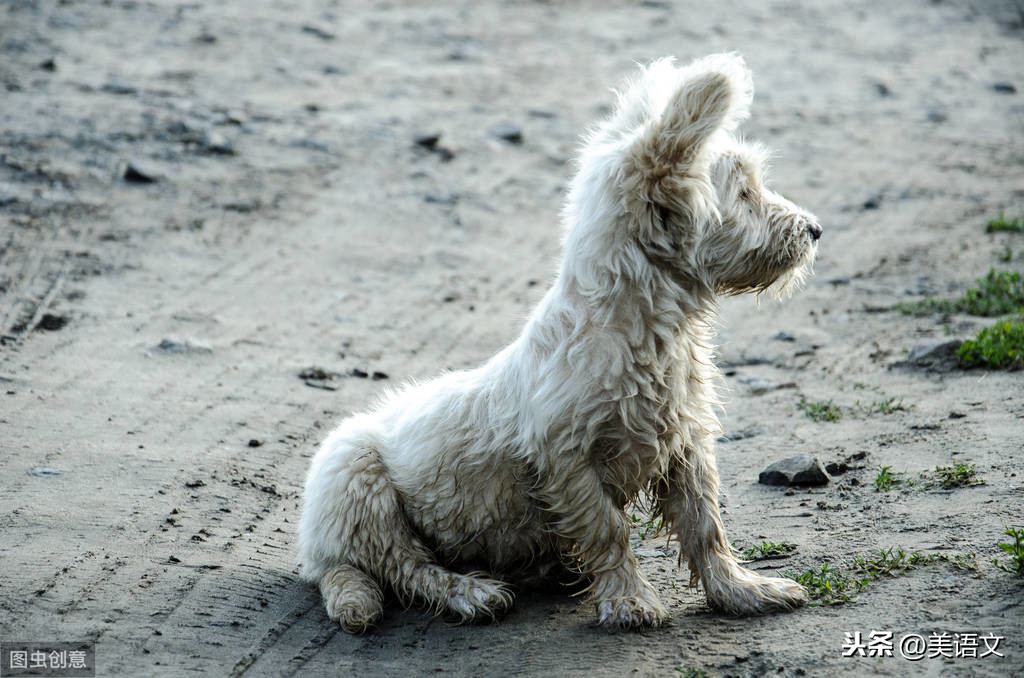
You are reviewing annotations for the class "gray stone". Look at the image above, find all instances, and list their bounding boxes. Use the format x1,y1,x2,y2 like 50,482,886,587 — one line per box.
156,338,212,354
907,338,962,366
759,455,830,487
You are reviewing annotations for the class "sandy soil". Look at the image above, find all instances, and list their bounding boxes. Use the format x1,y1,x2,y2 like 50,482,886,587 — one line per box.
2,1,1023,676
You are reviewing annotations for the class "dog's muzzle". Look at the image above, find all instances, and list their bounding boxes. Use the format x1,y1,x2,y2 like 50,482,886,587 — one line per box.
807,221,822,241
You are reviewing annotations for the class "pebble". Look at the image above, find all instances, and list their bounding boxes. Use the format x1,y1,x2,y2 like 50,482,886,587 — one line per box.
156,338,213,354
301,24,336,41
758,455,830,487
102,78,137,95
28,467,64,477
414,132,441,150
992,82,1016,94
491,123,523,145
123,161,158,183
200,130,234,155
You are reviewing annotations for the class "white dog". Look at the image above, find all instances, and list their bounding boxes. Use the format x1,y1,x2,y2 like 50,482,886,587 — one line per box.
298,53,820,632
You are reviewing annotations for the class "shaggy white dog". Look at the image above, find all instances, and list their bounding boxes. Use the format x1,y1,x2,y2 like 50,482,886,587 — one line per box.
298,53,821,632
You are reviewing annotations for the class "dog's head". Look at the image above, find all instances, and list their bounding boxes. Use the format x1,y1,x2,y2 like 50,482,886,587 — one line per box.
575,54,820,298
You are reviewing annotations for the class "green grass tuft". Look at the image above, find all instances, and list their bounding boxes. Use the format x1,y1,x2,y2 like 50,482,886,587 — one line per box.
898,269,1024,317
987,213,1024,233
874,465,906,492
993,527,1024,576
785,562,869,605
797,398,843,422
856,397,907,415
785,548,977,606
742,541,798,560
853,547,977,577
957,316,1024,370
933,462,985,489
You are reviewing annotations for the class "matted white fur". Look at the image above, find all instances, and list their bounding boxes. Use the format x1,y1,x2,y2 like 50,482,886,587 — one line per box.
298,53,821,633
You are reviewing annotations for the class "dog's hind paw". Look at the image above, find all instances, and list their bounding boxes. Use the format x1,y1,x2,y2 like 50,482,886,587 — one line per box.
596,595,669,630
320,564,384,634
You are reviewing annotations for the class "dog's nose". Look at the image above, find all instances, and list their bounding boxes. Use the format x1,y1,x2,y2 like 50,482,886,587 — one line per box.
807,222,822,241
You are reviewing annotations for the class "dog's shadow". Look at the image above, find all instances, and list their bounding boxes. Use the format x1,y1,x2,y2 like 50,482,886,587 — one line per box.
245,577,760,675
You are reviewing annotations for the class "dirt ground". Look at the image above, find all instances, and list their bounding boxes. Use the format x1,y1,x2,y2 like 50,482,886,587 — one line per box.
2,1,1023,676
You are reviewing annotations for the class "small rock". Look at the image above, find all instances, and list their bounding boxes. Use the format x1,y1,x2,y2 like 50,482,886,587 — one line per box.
124,161,158,184
759,455,830,487
425,193,459,206
292,138,329,153
490,123,523,145
248,439,262,448
414,132,441,150
873,81,891,97
350,368,369,378
717,429,759,443
156,338,213,354
301,24,336,41
948,411,966,419
737,377,796,395
184,479,205,488
862,195,882,210
773,331,796,342
926,109,948,123
371,371,388,381
102,78,137,95
199,130,234,155
39,57,57,72
35,313,68,331
194,30,218,45
825,450,867,475
27,467,64,477
298,366,334,381
992,82,1016,94
223,110,247,125
907,338,962,366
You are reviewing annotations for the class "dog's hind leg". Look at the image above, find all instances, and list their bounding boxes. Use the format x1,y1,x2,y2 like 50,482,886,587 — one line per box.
299,429,512,631
656,442,809,614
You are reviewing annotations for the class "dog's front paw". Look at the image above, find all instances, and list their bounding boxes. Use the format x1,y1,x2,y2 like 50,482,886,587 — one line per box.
596,595,669,630
445,573,514,622
705,568,808,615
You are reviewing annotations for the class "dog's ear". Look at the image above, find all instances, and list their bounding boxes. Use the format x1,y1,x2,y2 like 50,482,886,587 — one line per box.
629,54,752,179
654,54,753,169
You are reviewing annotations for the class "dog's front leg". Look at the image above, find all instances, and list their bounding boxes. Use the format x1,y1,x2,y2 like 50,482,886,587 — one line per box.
539,460,668,629
657,444,808,614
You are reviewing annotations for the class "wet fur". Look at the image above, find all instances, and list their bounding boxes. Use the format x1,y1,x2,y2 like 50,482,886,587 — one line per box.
298,53,820,632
